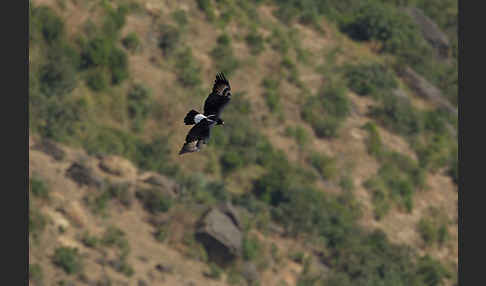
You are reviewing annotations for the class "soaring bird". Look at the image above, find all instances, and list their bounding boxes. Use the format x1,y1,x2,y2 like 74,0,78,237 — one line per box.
179,73,232,155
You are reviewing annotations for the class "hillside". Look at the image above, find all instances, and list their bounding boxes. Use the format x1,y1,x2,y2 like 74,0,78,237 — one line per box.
29,0,458,285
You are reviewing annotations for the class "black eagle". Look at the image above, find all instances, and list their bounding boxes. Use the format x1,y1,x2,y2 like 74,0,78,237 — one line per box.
179,73,232,155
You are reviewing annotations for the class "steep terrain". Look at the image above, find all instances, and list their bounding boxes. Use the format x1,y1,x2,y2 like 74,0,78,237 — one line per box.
29,0,458,285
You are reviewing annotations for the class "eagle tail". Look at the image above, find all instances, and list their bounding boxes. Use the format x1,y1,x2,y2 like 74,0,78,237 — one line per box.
184,109,200,125
179,142,200,155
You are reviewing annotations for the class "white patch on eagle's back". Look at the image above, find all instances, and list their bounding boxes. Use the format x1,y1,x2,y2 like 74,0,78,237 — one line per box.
194,113,206,124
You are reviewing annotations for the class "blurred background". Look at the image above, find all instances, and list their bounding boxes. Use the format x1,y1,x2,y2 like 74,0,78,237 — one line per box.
29,0,458,285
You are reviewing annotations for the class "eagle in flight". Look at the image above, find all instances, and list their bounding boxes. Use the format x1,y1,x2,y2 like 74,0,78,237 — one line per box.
179,73,232,155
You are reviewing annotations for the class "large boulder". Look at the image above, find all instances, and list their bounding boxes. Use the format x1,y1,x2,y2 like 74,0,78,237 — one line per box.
66,162,103,188
403,7,450,58
195,205,243,266
399,67,457,115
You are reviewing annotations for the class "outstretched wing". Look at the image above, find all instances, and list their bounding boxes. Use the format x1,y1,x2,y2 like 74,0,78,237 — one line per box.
203,73,231,116
179,120,211,155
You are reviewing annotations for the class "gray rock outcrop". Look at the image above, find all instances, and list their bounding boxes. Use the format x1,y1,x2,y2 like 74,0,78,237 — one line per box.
399,67,457,115
404,7,450,58
195,204,243,265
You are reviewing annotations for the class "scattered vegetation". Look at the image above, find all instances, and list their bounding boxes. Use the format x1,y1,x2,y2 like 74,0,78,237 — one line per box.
127,84,153,132
53,247,83,275
30,176,49,199
159,24,181,57
301,82,350,138
417,208,450,248
242,234,262,261
261,77,281,114
81,232,99,248
363,122,385,159
245,28,265,55
285,125,310,147
122,32,140,53
29,263,44,284
211,34,240,76
29,209,47,240
308,152,338,181
370,94,423,137
343,62,397,96
155,225,169,243
101,226,134,276
340,1,421,54
205,263,223,280
135,188,172,214
174,47,202,88
29,2,457,285
365,151,426,218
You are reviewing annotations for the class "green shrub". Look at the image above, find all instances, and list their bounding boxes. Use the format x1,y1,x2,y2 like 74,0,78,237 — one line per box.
102,5,128,36
35,95,91,142
178,173,229,204
448,147,458,184
417,211,450,248
339,175,355,192
114,260,135,277
290,251,305,264
415,134,453,172
365,155,423,216
39,53,78,97
262,77,281,113
415,255,450,286
81,232,99,248
29,209,47,239
245,29,265,55
134,135,176,175
109,47,129,84
80,35,129,87
81,36,113,68
211,34,239,76
220,151,245,174
122,32,140,53
269,28,290,55
30,176,49,199
86,68,109,91
159,24,181,57
301,82,350,138
309,152,337,180
285,126,310,147
53,247,83,274
196,0,215,21
136,188,172,214
174,47,202,88
172,9,188,27
33,6,64,44
206,263,223,280
363,122,384,159
29,263,44,284
243,235,262,261
341,1,422,53
102,226,130,258
155,225,169,243
371,94,422,136
343,63,397,96
417,218,437,246
127,84,152,131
